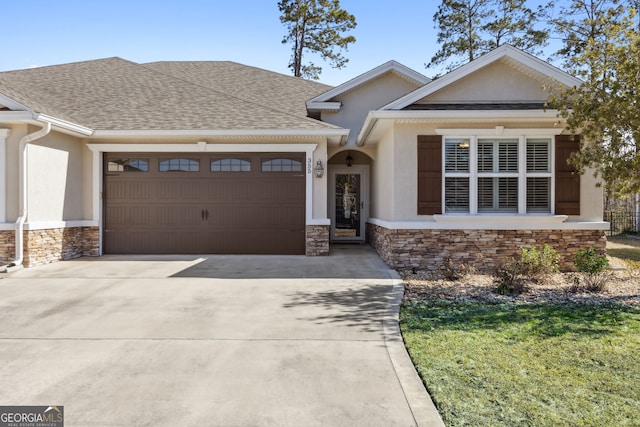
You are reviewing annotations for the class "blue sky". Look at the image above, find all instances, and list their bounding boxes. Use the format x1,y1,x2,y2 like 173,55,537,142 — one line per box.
2,0,553,86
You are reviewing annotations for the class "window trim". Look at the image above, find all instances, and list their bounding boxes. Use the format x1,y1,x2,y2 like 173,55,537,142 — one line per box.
437,128,561,215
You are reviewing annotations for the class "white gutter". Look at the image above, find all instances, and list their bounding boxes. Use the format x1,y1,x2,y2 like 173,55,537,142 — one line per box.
11,119,51,267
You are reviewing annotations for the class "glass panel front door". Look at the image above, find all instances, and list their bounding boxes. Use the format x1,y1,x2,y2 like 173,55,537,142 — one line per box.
334,173,362,239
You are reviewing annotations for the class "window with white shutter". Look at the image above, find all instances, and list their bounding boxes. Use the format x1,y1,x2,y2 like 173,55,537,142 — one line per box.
477,139,519,213
443,139,470,213
526,139,551,213
441,135,554,215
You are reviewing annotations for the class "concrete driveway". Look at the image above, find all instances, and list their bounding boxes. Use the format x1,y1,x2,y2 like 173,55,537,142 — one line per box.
0,245,443,427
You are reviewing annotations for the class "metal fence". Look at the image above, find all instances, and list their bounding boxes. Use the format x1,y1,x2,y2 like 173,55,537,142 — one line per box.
604,211,639,236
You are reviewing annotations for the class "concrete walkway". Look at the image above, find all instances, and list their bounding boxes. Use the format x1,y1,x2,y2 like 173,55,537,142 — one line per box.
0,245,444,427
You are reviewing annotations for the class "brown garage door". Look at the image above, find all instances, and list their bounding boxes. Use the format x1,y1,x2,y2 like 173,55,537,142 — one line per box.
103,153,305,254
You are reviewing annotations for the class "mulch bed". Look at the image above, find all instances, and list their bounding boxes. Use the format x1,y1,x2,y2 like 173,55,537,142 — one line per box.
401,269,640,306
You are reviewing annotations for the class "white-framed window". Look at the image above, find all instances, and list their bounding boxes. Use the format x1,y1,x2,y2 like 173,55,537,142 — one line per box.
442,133,553,215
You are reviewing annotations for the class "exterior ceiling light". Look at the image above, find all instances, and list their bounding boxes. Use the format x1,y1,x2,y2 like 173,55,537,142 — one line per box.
346,152,353,167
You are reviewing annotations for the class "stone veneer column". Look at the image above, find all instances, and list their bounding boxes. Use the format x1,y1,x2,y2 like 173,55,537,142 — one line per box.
305,225,330,256
366,223,606,272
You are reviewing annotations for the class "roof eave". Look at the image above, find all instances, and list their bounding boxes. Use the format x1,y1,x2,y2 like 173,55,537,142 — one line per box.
356,109,564,146
0,111,94,137
91,128,350,144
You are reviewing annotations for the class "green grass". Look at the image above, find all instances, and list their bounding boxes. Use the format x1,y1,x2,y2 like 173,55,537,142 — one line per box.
608,247,640,263
400,300,640,426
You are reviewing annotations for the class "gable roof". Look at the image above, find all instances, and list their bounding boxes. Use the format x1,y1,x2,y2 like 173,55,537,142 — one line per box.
0,58,337,132
383,44,582,110
306,60,430,111
356,45,579,146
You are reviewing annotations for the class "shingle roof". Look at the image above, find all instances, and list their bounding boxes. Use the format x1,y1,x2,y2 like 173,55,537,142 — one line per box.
144,61,332,118
0,58,337,131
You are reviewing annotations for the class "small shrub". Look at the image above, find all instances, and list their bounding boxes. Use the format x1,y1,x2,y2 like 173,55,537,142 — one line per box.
438,257,474,281
574,248,610,292
495,244,560,295
575,248,609,274
495,258,528,295
519,244,561,276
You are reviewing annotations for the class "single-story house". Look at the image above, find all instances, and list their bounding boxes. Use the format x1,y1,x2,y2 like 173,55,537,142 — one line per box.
0,45,607,270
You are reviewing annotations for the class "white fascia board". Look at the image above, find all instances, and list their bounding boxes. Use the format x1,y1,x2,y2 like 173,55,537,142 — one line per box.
0,94,32,111
307,60,431,104
0,108,93,136
306,101,342,111
91,128,349,140
0,111,35,122
383,45,582,110
37,114,93,136
435,127,563,136
357,109,563,146
87,141,319,153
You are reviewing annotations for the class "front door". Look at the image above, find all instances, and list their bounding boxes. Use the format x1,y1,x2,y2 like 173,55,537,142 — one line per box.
330,166,368,242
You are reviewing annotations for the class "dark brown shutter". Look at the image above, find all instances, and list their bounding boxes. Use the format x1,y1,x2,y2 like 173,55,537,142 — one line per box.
555,134,581,215
417,135,442,215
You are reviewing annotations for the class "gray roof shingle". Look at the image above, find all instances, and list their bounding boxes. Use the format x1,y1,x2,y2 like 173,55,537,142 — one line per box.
144,61,332,118
0,58,337,131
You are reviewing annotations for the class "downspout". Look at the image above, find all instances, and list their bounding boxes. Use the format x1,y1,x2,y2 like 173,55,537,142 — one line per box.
12,120,51,267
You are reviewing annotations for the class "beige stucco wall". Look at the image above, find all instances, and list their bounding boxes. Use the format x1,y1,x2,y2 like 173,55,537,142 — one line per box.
4,124,26,222
368,121,604,223
322,73,421,145
28,130,85,221
82,143,94,220
371,127,396,220
421,60,549,103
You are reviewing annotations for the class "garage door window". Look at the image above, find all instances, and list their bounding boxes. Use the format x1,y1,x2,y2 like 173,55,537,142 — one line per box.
261,158,302,172
107,158,149,172
159,158,200,172
211,158,251,172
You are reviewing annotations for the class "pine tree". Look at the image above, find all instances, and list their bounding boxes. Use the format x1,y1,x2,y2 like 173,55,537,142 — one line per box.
548,4,640,196
428,0,492,73
427,0,549,74
278,0,356,80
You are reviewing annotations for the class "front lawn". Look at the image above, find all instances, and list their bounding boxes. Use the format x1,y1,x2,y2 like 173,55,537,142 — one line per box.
401,300,640,426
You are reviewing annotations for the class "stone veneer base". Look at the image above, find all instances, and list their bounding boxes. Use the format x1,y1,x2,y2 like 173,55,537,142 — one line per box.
306,225,330,256
0,226,100,268
0,230,16,264
366,223,606,272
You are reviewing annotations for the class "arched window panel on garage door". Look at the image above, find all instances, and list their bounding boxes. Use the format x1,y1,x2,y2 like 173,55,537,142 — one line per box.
210,158,251,172
107,158,149,172
159,158,200,172
261,157,303,173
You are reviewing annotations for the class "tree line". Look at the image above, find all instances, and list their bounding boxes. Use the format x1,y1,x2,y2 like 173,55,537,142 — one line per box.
279,0,640,197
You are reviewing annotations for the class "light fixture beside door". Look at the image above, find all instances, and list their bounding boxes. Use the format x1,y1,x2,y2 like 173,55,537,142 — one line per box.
314,160,324,178
346,151,353,167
